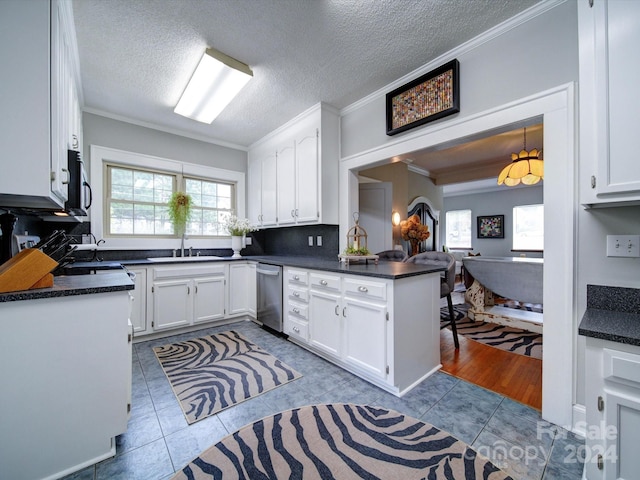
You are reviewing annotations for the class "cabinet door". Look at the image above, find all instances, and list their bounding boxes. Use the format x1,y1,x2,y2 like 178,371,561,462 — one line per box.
247,156,263,226
277,143,296,225
343,296,387,379
261,152,278,226
152,279,191,330
580,0,640,202
309,289,342,357
602,389,640,480
228,263,254,316
295,130,319,223
193,276,226,323
128,268,147,334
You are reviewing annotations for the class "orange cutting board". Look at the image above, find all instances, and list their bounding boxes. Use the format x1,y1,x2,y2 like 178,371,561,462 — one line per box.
0,249,58,293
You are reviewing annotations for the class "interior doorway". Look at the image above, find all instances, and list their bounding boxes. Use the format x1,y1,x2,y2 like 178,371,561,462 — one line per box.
358,182,392,254
340,84,576,428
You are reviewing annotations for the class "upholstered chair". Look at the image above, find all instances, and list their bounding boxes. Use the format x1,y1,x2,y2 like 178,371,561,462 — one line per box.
404,251,459,348
375,250,409,262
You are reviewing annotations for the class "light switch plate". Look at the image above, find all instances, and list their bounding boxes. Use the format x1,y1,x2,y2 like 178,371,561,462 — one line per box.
606,235,640,257
316,235,322,247
308,236,314,247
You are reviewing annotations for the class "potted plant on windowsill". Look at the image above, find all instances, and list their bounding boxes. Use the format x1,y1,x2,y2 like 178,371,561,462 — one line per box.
223,215,257,258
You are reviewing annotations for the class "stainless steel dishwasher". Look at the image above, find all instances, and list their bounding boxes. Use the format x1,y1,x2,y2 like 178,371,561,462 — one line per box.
256,263,283,332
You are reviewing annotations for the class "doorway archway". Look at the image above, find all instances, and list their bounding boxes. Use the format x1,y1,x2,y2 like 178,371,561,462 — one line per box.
339,84,576,428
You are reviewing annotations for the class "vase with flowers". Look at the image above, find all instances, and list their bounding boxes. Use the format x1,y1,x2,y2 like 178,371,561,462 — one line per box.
400,214,431,256
223,214,258,258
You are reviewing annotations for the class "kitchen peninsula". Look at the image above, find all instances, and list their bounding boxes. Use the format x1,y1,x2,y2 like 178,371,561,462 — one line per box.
0,269,134,480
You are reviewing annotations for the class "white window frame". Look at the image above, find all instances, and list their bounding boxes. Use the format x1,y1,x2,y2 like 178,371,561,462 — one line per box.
90,145,246,250
445,209,472,250
512,203,544,251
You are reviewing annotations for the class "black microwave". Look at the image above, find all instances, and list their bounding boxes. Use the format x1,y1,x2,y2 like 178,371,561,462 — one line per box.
65,150,92,216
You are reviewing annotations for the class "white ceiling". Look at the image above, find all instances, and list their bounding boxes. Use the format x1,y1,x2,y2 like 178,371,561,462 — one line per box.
72,0,541,149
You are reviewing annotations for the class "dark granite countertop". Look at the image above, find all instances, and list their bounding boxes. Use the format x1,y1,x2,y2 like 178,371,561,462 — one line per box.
578,284,640,346
0,270,134,303
248,255,445,279
96,255,445,279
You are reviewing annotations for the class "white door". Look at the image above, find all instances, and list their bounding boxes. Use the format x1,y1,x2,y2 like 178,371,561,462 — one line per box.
152,279,191,330
277,143,296,225
261,152,278,226
296,130,319,223
358,182,392,254
343,296,387,379
228,263,249,315
309,289,342,357
129,268,147,334
193,276,226,323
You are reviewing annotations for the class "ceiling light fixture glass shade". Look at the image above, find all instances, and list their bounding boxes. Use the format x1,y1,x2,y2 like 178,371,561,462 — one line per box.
497,127,543,187
174,47,253,124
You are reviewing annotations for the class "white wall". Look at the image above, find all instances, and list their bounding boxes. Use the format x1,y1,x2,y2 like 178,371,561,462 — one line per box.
82,113,247,174
442,185,543,257
340,1,579,160
336,0,640,416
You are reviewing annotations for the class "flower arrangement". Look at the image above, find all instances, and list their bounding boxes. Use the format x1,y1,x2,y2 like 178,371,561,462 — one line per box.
400,214,430,255
222,214,258,236
167,192,192,235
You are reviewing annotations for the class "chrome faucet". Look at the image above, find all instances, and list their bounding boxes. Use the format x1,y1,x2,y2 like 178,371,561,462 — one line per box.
180,235,185,257
189,246,193,257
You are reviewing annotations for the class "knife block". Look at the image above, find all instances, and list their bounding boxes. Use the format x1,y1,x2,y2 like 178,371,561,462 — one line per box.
0,248,58,293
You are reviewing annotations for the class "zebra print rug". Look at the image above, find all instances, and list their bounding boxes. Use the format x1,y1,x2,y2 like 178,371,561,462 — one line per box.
172,404,512,480
441,305,543,359
154,331,302,424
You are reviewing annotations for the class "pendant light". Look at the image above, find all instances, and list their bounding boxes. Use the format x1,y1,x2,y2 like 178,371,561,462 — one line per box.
497,127,543,186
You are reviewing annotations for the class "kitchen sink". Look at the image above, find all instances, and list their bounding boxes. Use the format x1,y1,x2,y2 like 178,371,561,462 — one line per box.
147,256,224,262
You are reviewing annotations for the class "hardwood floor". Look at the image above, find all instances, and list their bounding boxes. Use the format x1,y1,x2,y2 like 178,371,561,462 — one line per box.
440,327,543,410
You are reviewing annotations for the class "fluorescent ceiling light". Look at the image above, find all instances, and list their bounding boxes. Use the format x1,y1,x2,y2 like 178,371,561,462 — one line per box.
174,48,253,124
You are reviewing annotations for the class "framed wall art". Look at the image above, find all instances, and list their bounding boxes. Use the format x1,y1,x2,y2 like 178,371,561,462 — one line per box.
386,59,460,136
477,215,504,239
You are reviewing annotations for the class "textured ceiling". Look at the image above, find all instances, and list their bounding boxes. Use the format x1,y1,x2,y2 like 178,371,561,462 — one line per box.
73,0,540,148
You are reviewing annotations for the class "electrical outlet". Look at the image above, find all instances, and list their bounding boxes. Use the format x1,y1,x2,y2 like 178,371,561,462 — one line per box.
316,235,323,247
606,235,640,257
308,235,314,247
245,237,252,246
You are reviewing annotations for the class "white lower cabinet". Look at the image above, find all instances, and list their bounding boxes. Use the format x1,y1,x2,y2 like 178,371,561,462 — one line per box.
309,288,342,357
193,275,226,323
149,264,227,333
585,337,640,479
342,295,387,379
228,262,257,316
128,267,147,334
287,266,440,395
152,278,192,331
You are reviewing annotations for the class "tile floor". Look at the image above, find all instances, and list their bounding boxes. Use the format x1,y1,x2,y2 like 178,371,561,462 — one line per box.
63,320,585,480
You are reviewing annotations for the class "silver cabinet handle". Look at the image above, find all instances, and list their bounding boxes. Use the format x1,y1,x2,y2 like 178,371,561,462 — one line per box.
293,308,300,314
342,307,347,317
295,209,299,217
291,209,295,218
293,326,300,333
358,286,368,293
294,275,300,281
61,168,70,185
187,286,190,295
334,305,339,316
320,280,328,286
293,291,300,297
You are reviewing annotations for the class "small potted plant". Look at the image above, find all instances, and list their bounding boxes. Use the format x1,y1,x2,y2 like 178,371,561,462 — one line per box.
223,214,257,258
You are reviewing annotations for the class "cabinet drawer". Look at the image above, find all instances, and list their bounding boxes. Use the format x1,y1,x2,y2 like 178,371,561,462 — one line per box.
288,286,309,303
310,272,341,291
287,301,308,320
343,278,387,301
286,316,308,342
288,269,308,286
604,348,640,387
153,264,225,280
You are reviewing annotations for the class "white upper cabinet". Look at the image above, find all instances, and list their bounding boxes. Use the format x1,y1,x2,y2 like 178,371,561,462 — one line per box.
247,103,339,228
579,0,640,206
0,0,82,209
